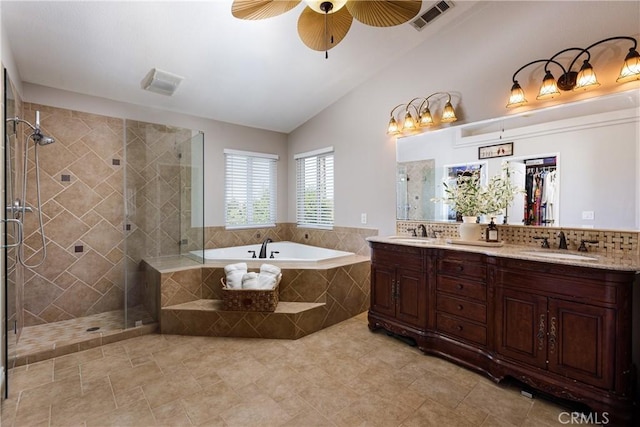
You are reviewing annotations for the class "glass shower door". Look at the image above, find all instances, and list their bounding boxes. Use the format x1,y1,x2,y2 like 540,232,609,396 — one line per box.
179,132,204,260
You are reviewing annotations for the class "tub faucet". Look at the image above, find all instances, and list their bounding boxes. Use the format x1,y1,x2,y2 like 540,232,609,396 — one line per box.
557,231,568,250
259,238,273,258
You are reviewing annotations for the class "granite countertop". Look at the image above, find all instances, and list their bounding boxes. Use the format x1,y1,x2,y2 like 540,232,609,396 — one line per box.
366,236,640,272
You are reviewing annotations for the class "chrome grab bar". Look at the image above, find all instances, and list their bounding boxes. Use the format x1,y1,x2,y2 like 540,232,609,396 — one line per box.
1,218,23,248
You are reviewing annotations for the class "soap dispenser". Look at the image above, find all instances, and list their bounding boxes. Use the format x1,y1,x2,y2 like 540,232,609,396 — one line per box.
486,217,499,242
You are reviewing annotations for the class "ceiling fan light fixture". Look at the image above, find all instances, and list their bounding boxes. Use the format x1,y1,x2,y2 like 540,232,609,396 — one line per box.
305,0,347,14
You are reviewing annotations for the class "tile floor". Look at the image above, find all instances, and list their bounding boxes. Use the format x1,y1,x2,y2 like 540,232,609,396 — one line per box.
7,307,156,368
2,313,582,426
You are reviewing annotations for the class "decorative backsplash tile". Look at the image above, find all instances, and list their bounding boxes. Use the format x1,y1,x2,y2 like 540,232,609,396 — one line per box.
397,220,639,258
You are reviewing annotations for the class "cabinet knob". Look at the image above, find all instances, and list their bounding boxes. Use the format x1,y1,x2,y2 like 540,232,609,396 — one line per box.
456,325,463,331
457,265,464,272
457,304,463,311
456,283,464,290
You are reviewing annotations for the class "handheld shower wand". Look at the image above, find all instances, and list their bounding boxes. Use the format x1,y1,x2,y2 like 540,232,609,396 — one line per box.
5,111,56,268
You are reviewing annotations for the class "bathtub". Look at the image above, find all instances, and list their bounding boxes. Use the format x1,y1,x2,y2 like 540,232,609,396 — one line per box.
191,241,355,264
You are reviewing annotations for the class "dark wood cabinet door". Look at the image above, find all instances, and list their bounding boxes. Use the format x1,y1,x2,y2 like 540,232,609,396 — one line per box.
495,287,548,369
547,298,615,389
396,268,428,329
370,265,396,318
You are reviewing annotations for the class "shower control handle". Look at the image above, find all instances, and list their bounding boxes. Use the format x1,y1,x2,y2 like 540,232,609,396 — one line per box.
6,199,33,216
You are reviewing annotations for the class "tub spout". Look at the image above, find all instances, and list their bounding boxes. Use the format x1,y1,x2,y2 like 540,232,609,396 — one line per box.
259,238,273,258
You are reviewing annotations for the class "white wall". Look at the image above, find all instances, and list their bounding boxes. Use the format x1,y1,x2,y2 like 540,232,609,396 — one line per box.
287,1,640,236
21,84,289,227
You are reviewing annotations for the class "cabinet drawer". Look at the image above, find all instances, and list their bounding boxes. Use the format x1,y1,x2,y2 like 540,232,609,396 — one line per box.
436,313,487,346
437,276,486,302
437,293,486,323
437,259,486,280
372,247,424,271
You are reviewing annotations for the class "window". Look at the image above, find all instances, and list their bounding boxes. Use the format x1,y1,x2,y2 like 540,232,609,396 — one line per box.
224,149,278,228
295,147,334,228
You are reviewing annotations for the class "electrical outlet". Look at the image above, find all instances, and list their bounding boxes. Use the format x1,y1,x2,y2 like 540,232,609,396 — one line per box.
582,211,594,220
361,213,367,224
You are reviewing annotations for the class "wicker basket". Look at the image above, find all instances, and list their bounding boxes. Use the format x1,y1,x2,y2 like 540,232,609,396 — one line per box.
220,274,281,312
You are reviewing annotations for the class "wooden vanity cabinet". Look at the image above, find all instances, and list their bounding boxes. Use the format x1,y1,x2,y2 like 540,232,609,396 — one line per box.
368,242,431,341
368,241,639,425
494,257,635,423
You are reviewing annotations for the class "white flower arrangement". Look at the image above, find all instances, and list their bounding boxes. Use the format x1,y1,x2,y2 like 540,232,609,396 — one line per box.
434,162,524,217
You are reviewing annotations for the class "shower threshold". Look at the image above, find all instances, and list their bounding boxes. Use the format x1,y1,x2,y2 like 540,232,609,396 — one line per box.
8,306,156,368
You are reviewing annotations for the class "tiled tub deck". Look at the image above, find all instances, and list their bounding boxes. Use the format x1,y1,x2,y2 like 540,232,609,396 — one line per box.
143,255,372,339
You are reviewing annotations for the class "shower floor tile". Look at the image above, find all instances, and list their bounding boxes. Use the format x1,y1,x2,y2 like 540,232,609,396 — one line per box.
8,306,155,367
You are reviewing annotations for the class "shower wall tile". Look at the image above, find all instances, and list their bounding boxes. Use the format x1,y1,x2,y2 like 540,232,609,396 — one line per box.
19,103,130,326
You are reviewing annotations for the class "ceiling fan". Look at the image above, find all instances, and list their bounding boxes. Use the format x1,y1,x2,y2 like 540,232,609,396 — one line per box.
231,0,422,58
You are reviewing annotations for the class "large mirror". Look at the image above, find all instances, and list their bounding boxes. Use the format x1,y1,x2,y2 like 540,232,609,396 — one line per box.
396,90,640,230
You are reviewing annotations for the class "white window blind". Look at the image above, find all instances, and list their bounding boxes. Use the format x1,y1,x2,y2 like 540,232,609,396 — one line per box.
224,149,278,228
295,148,334,228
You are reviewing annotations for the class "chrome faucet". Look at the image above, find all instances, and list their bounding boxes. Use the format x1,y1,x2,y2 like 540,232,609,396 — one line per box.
259,238,273,258
557,231,568,250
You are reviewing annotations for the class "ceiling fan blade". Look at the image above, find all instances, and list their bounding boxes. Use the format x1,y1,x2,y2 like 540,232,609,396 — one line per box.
346,0,421,27
232,0,301,20
297,6,353,51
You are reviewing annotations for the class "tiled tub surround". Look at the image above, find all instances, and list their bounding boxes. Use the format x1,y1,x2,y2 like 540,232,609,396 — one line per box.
147,255,371,339
142,225,375,338
183,223,376,257
397,221,640,259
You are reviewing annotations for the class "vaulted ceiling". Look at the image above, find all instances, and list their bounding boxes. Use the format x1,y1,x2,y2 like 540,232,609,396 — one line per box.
1,1,479,133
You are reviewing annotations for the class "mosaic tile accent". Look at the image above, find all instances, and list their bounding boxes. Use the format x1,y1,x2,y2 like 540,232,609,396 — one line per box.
396,220,640,257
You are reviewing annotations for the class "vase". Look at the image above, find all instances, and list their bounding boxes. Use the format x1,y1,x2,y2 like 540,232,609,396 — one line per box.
459,216,481,241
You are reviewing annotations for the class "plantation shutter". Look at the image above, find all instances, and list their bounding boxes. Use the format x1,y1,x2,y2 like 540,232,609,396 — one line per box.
224,149,278,228
295,147,334,228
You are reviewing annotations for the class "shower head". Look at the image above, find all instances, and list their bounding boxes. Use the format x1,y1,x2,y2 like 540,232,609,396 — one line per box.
7,111,54,145
31,131,55,146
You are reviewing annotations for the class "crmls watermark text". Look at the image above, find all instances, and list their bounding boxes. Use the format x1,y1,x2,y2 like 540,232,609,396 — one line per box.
558,412,609,425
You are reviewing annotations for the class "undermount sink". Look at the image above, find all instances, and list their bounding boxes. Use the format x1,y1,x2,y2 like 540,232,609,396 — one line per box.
388,236,435,244
519,251,598,261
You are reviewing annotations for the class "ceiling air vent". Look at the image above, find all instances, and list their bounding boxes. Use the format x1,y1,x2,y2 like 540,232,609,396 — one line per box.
410,1,454,31
141,68,183,96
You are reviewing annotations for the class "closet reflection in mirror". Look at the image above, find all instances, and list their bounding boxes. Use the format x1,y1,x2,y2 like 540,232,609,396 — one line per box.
396,90,639,230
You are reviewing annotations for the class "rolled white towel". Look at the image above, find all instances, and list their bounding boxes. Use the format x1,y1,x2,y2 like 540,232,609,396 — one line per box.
256,274,277,290
260,263,281,278
241,272,259,289
257,264,281,289
224,262,247,289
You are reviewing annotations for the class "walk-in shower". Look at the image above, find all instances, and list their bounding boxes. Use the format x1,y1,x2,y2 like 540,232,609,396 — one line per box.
6,111,55,268
2,70,204,400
